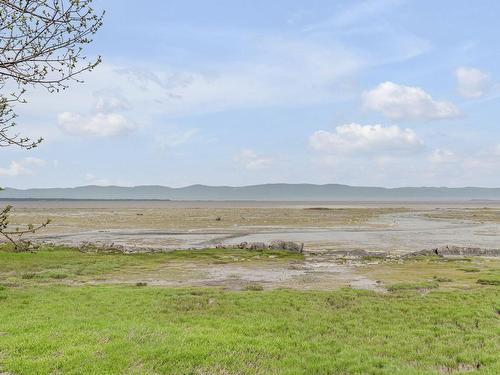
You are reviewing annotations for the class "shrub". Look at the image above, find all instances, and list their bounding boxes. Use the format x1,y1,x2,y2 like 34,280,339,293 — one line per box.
243,283,264,291
387,281,438,292
433,276,452,282
459,267,480,273
21,272,37,279
477,278,500,286
48,273,68,279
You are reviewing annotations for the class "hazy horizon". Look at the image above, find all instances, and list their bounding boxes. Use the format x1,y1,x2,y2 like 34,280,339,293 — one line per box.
5,182,500,190
5,183,500,202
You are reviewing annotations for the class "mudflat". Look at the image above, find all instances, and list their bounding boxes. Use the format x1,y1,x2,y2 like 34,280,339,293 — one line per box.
5,200,500,253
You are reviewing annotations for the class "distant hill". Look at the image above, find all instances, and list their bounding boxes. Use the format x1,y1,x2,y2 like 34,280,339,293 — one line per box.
2,184,500,201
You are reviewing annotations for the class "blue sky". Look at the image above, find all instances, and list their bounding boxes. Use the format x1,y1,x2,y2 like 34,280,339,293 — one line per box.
2,0,500,188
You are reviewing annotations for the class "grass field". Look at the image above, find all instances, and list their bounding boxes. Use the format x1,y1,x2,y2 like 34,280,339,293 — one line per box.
0,245,303,282
0,246,499,374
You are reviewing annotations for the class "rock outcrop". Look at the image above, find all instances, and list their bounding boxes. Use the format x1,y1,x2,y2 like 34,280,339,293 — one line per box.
217,240,304,253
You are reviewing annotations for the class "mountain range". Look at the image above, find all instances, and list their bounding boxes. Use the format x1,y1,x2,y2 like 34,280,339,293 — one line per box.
2,184,500,201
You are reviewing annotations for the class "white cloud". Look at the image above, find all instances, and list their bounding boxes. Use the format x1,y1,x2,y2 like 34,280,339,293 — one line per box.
106,36,363,117
0,157,46,177
157,128,200,149
309,123,424,155
94,92,131,113
235,149,274,170
56,89,137,138
455,67,491,99
363,81,461,121
58,112,135,137
429,149,459,163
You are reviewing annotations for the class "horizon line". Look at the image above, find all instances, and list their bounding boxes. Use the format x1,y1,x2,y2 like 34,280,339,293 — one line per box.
4,183,500,190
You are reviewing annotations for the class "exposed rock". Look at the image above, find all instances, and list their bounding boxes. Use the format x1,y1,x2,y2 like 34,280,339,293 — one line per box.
269,240,304,252
215,240,304,252
246,242,267,250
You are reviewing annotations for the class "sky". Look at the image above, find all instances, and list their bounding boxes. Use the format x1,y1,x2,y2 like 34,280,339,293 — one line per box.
2,0,500,188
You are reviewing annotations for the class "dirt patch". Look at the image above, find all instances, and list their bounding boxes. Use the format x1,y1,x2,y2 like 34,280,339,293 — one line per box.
82,253,385,292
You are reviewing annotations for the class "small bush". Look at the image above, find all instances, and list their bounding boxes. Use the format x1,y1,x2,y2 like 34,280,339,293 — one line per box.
388,281,438,292
477,278,500,286
326,294,355,309
48,273,68,279
433,276,452,282
21,272,37,279
361,255,385,262
243,283,264,291
459,267,480,273
135,282,148,287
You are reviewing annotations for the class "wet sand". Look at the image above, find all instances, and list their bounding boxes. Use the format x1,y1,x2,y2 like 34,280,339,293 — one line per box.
4,200,500,254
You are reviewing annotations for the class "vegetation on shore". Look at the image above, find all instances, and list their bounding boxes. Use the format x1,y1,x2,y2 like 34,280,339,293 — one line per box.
0,245,498,374
0,244,303,284
0,285,498,374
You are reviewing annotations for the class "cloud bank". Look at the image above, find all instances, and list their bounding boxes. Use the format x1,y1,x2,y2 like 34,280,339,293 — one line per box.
0,158,46,177
309,123,424,155
363,82,460,121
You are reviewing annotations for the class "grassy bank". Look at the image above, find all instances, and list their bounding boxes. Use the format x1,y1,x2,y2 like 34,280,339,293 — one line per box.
0,285,499,375
0,245,303,285
0,246,498,374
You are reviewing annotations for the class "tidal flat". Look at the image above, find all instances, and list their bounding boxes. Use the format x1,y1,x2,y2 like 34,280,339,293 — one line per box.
5,200,500,253
0,201,499,374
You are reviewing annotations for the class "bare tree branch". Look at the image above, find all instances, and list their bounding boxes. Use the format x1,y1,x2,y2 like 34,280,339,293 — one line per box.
0,1,103,251
0,205,51,252
0,0,104,149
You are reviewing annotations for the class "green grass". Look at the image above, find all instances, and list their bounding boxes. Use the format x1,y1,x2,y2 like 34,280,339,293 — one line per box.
0,246,498,374
459,266,481,273
387,281,439,291
163,247,304,261
242,282,264,291
360,255,500,290
0,245,303,283
433,276,453,283
0,286,499,374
